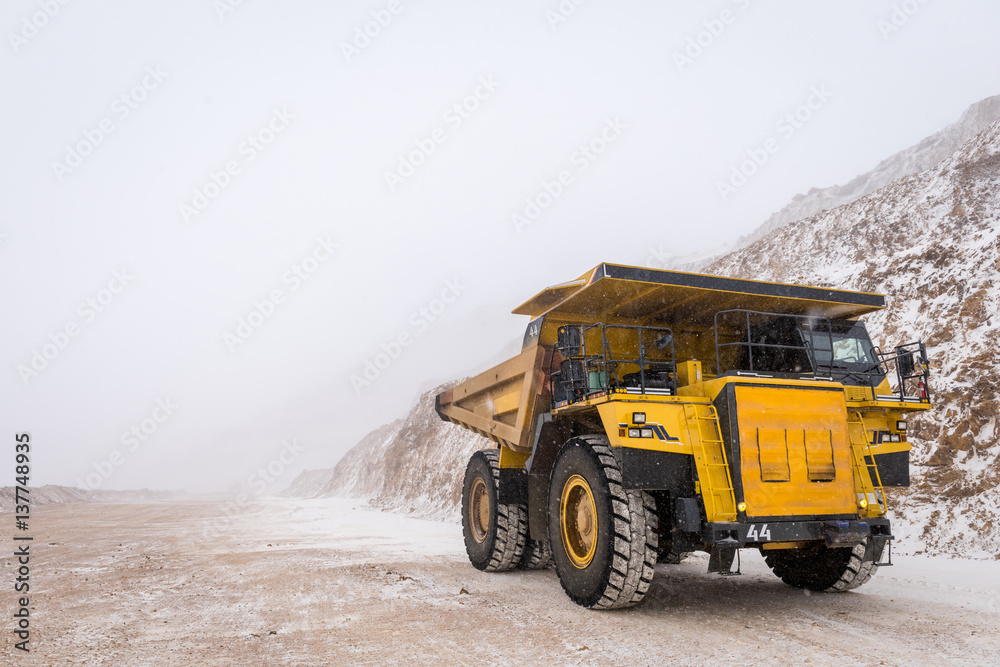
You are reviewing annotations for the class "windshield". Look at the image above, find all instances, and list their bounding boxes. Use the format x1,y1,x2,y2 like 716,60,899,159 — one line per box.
800,321,884,385
714,311,885,386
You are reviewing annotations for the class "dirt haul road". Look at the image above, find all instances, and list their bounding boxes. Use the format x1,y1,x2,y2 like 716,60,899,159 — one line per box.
3,498,998,666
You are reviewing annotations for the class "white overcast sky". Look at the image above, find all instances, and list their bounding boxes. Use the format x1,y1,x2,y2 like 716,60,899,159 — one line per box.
3,1,999,493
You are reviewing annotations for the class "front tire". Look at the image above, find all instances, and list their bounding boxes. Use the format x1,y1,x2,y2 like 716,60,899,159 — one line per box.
763,540,877,592
461,450,526,572
547,436,658,609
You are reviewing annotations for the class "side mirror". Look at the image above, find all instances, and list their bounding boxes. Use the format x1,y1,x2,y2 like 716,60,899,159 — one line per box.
896,347,915,376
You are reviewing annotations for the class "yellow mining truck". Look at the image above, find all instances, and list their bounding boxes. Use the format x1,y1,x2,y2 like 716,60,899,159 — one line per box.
437,263,931,609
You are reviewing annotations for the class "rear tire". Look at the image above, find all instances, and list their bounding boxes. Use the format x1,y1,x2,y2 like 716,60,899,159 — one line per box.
658,550,691,565
763,540,877,592
547,436,658,609
461,450,526,572
519,539,553,570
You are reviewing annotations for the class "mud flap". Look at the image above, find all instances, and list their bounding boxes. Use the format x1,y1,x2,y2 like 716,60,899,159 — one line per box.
867,535,891,566
674,497,702,532
707,537,741,576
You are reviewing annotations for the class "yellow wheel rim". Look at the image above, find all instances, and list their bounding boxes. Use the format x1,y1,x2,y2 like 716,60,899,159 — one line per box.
469,477,490,543
560,474,598,569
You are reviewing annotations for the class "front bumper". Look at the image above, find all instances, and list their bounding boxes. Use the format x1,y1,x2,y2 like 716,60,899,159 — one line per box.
704,517,892,548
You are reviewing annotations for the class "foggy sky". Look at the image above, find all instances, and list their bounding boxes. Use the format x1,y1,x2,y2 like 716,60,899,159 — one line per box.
3,0,999,493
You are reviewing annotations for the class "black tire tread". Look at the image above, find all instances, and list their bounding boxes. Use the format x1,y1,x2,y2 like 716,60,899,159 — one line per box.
556,435,659,610
763,540,877,592
829,542,877,592
658,550,691,565
519,539,553,570
463,449,527,572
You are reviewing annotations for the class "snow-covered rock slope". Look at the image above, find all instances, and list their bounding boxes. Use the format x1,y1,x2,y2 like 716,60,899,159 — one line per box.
709,118,1000,559
746,95,1000,245
656,95,1000,271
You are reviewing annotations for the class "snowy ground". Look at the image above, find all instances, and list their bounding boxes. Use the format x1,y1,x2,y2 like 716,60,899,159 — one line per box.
4,497,999,665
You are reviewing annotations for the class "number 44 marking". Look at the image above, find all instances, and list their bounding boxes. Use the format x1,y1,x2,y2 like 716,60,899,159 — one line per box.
747,524,771,541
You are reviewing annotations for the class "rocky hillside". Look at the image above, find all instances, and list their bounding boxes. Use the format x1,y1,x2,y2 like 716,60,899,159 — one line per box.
283,382,490,521
286,118,1000,559
745,95,1000,243
655,95,1000,271
709,118,1000,558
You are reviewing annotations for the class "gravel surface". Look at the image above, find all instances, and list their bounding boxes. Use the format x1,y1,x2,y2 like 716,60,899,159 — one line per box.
3,498,999,665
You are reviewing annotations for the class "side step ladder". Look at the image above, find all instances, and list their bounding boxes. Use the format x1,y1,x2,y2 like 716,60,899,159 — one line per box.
684,404,737,523
846,411,887,513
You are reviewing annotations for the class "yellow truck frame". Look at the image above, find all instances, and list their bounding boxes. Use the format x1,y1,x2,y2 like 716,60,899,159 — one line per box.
437,263,931,609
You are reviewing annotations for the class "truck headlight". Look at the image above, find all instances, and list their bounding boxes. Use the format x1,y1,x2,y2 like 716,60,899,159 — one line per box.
896,420,907,431
633,412,646,424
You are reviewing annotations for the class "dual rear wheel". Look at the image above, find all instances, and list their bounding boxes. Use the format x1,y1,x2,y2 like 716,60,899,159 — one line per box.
461,449,550,572
461,436,658,609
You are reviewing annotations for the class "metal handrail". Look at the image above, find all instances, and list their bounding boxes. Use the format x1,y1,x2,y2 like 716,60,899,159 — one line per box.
552,322,676,405
602,324,676,396
714,309,834,377
873,341,930,402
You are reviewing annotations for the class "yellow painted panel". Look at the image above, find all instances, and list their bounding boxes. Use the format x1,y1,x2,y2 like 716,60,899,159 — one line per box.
736,385,855,517
498,446,530,469
804,429,836,481
597,401,693,454
676,360,702,387
756,428,790,482
492,391,520,416
596,399,735,521
785,428,808,485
